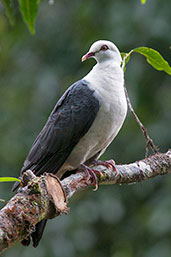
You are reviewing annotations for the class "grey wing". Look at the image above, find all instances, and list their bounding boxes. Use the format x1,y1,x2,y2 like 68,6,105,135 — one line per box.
21,80,99,177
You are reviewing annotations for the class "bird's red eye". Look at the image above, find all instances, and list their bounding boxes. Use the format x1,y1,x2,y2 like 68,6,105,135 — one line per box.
100,45,109,51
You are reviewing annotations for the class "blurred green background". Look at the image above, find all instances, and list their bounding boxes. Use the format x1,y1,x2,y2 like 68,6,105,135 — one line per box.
0,0,171,256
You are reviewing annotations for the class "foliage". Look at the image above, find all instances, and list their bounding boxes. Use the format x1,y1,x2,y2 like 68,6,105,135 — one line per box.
0,0,15,25
0,177,20,182
18,0,40,34
141,0,146,4
122,47,171,75
0,0,40,34
1,0,147,34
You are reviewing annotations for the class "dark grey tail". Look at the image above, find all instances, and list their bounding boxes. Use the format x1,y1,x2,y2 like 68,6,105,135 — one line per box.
31,219,48,247
12,180,47,247
21,219,47,247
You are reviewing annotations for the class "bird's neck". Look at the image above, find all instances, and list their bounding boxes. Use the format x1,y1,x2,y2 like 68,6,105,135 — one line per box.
83,60,127,126
83,60,124,91
94,60,122,77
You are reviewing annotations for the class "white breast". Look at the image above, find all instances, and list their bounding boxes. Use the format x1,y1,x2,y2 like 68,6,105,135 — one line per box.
83,62,127,155
58,61,127,176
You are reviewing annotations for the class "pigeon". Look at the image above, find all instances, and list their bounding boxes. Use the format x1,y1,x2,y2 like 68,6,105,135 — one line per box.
13,40,127,247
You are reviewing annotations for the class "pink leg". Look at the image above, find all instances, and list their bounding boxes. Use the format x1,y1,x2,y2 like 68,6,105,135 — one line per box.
80,164,100,191
92,159,118,173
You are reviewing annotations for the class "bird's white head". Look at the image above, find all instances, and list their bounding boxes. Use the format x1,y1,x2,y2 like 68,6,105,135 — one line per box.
82,40,122,65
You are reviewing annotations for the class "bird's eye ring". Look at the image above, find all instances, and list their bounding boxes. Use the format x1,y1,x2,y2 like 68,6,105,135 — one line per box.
100,45,109,51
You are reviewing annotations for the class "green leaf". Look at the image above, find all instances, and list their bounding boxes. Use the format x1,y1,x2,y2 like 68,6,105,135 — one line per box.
0,0,15,25
0,177,21,182
140,0,146,4
18,0,39,34
133,47,171,75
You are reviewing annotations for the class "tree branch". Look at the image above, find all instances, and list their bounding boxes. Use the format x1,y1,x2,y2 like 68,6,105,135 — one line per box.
0,150,170,253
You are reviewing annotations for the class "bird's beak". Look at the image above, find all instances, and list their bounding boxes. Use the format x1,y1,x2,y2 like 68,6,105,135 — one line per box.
81,52,94,62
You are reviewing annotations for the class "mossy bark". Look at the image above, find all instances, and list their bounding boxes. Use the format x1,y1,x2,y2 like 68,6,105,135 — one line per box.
0,150,170,253
0,173,67,252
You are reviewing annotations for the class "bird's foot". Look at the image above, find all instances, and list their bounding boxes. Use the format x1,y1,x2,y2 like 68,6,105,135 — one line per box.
92,159,118,173
80,164,101,191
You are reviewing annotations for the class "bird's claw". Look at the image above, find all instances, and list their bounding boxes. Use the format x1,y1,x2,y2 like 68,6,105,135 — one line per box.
91,159,118,173
80,160,117,191
80,164,100,191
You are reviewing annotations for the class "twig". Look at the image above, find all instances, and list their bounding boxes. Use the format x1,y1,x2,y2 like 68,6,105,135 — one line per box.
122,54,159,156
124,85,159,156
